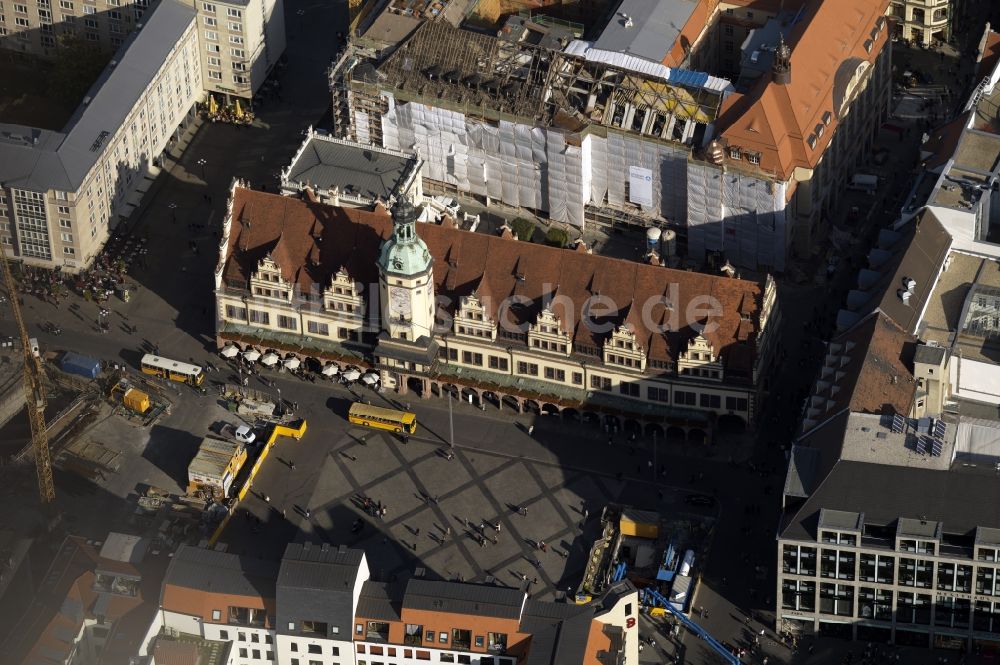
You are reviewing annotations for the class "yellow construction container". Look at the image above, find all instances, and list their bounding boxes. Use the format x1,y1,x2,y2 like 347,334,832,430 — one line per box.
188,437,248,497
122,387,150,414
619,508,659,539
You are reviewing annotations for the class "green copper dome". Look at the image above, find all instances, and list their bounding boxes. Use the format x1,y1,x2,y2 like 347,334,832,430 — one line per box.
378,196,432,276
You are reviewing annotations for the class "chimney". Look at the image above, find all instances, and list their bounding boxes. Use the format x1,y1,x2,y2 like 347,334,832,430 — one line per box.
772,33,791,85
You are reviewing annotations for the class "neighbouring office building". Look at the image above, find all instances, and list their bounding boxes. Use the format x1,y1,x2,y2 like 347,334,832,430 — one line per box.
778,302,1000,653
0,0,201,271
214,182,780,436
139,542,639,665
330,0,891,272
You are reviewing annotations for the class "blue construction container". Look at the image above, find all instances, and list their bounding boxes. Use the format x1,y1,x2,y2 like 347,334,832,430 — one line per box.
59,352,101,379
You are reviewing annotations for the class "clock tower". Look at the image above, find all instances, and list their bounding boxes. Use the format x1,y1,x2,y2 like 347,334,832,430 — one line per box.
377,196,436,342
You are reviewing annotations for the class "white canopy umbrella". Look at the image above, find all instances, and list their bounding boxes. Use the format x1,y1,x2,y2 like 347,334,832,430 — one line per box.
362,373,379,386
260,352,280,367
242,349,261,362
283,357,301,370
342,368,361,382
321,364,339,377
220,345,239,358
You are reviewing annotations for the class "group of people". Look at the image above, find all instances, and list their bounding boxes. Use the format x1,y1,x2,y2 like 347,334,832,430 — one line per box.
16,264,67,306
360,495,388,520
74,234,145,303
204,104,255,126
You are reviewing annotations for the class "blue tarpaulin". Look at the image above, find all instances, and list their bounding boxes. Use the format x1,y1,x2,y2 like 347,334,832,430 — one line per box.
59,352,101,379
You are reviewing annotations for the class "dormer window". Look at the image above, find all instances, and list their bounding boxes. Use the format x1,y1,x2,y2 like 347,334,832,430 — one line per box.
746,152,761,166
729,146,742,160
822,111,832,126
807,134,817,150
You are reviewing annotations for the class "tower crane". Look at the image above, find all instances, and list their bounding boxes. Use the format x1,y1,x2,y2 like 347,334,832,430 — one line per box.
0,241,55,504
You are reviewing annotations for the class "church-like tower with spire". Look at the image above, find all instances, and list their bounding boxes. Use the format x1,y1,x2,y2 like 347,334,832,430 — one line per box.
374,196,439,390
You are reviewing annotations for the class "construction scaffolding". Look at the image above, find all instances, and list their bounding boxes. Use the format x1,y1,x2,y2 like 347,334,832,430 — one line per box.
334,20,731,228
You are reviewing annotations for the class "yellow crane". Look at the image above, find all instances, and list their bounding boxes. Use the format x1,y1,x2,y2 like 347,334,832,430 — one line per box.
0,241,55,504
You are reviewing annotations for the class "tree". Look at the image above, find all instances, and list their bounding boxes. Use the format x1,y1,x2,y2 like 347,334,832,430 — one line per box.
510,218,536,242
545,227,569,248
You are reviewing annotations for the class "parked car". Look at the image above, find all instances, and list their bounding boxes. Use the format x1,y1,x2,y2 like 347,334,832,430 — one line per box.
229,424,256,446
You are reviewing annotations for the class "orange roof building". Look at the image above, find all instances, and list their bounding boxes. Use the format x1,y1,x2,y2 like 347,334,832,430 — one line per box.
215,183,781,432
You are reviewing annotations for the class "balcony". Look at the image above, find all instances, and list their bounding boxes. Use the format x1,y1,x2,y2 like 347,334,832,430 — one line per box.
404,625,423,646
366,621,390,643
451,629,472,651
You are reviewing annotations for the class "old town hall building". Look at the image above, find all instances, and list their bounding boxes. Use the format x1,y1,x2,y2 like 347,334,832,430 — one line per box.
214,182,779,439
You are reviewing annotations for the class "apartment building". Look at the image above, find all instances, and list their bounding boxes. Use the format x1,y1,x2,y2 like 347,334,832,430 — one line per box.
141,542,638,665
195,0,286,102
0,0,201,271
888,0,952,46
0,0,151,55
1,0,284,102
331,0,890,273
214,183,780,434
146,543,282,664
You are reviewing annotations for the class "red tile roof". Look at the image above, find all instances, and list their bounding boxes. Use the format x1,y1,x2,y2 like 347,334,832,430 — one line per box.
717,0,890,180
802,311,916,435
977,30,1000,83
222,188,765,369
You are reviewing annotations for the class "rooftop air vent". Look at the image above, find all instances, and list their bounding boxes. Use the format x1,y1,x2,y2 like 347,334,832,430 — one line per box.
898,289,911,304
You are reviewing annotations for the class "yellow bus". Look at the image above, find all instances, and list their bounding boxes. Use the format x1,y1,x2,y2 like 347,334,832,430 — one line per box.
348,403,417,434
140,354,205,386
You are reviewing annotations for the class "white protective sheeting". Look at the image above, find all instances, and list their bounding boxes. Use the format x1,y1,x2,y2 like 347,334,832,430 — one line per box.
954,418,1000,463
381,98,693,228
721,172,786,271
355,110,370,145
686,161,722,262
686,162,787,271
563,40,734,94
593,131,687,219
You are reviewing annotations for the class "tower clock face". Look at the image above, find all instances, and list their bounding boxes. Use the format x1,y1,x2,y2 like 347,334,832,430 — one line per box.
389,286,412,317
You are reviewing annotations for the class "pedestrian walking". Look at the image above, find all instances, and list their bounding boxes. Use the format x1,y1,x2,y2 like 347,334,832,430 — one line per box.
527,425,534,435
305,508,311,518
289,462,296,471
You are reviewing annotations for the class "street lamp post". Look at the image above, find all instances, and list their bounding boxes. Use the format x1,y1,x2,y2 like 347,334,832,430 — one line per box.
168,202,177,224
653,429,658,484
448,387,455,451
197,158,207,182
